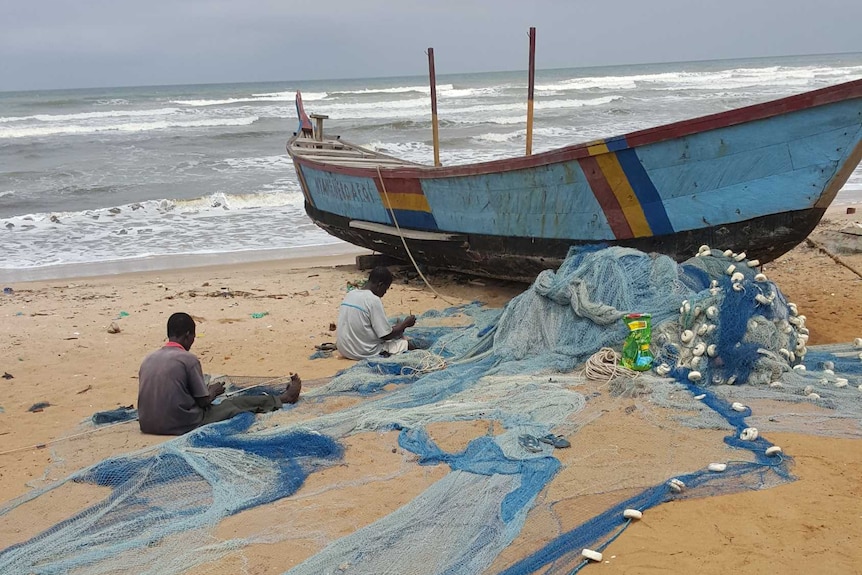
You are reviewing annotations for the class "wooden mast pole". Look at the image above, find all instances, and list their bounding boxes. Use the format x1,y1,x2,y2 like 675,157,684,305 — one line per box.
428,47,441,167
526,27,536,156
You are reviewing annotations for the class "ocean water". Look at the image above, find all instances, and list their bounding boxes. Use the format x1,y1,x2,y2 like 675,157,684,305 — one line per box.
2,52,862,281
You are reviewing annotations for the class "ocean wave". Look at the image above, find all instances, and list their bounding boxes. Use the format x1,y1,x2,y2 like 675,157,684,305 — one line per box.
442,87,501,98
310,95,621,123
0,200,335,271
475,115,529,125
0,116,259,139
173,91,327,106
447,96,621,117
330,84,456,96
171,190,304,211
359,139,517,166
94,99,131,106
535,65,862,94
472,131,521,143
219,155,292,172
0,107,180,124
470,125,578,144
2,190,305,227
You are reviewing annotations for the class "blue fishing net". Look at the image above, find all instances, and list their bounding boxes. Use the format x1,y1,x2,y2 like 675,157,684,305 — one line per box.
2,246,860,575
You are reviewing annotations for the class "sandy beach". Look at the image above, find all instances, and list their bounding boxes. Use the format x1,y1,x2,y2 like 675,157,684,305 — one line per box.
1,203,861,574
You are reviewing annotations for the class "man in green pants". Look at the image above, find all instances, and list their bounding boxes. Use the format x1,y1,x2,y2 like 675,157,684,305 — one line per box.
137,312,301,435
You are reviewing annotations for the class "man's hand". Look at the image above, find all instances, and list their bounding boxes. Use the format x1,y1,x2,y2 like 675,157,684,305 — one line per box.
405,314,417,328
208,381,225,399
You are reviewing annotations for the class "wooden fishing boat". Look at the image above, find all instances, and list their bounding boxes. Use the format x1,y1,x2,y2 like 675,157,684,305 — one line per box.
287,79,862,281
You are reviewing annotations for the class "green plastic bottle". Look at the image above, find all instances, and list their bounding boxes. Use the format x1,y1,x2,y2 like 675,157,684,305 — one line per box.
620,313,654,371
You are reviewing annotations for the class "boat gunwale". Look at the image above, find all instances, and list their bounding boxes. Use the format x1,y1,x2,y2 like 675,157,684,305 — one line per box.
288,78,862,179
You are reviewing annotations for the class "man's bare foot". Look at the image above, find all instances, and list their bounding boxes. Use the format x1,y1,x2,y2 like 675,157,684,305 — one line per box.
280,373,301,404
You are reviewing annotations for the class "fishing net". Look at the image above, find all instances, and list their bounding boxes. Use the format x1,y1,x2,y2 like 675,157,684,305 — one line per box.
1,246,861,574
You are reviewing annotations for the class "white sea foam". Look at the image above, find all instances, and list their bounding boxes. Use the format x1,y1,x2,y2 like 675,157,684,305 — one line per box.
312,95,621,123
363,140,435,164
331,84,456,96
535,65,862,94
3,190,301,224
219,155,293,172
174,91,327,106
443,96,621,118
472,132,521,143
0,189,323,270
441,87,501,98
480,116,530,125
471,126,579,145
0,116,259,139
0,107,180,124
94,99,131,106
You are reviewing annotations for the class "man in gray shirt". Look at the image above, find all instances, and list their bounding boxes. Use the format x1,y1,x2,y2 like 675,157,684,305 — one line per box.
336,267,416,360
138,312,301,435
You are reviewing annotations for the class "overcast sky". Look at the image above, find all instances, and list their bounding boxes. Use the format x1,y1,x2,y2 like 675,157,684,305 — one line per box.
2,0,861,91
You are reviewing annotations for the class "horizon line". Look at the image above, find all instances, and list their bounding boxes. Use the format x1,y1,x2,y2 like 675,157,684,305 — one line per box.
2,50,861,95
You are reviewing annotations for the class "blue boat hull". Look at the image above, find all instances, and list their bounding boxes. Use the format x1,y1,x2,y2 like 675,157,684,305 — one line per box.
289,79,862,280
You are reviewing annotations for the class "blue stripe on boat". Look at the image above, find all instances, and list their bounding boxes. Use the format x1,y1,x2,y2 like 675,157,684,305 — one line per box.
388,209,439,230
605,137,629,152
616,148,675,236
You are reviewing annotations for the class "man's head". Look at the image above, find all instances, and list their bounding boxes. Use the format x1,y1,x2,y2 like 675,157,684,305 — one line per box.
366,266,393,298
167,312,196,350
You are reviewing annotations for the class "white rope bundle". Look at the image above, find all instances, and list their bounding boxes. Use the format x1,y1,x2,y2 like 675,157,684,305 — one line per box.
403,350,447,375
584,347,639,382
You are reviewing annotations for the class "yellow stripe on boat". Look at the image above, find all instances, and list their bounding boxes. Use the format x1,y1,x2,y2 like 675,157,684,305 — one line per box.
587,143,609,156
594,152,652,237
379,192,432,212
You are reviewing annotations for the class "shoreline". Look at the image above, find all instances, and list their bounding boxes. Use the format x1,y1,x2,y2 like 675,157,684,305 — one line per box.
2,201,859,287
0,242,370,284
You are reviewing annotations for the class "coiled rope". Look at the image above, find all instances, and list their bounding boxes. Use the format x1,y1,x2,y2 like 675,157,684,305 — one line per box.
584,347,639,383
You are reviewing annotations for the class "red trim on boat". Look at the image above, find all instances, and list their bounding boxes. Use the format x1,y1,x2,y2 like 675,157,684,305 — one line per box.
291,79,862,181
374,176,425,195
578,156,633,239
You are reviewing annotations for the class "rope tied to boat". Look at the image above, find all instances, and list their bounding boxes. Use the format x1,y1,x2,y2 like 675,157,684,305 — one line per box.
376,165,456,305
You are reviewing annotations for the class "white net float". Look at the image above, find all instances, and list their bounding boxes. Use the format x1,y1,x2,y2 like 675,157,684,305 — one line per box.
581,549,603,562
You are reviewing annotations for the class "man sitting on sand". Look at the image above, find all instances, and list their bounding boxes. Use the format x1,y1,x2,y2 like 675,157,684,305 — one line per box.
336,266,416,360
138,312,301,435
